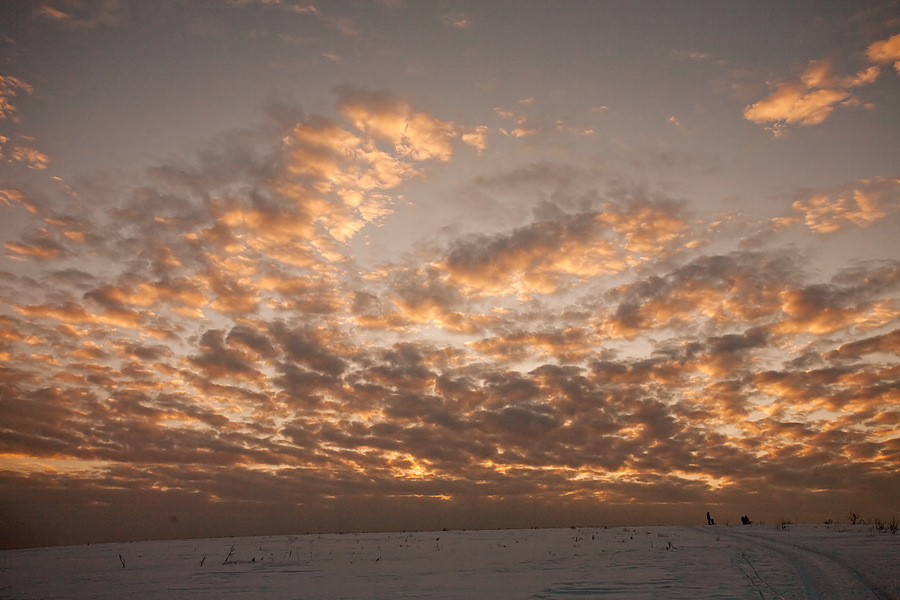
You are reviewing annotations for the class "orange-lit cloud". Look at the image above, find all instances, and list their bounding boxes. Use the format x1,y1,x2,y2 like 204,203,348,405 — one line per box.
461,125,489,153
10,145,49,169
336,87,457,161
0,76,33,122
827,328,900,360
0,189,35,212
743,60,879,134
495,99,543,138
789,178,900,233
867,33,900,75
467,326,597,362
1,79,898,550
35,0,128,27
4,229,65,259
437,201,689,298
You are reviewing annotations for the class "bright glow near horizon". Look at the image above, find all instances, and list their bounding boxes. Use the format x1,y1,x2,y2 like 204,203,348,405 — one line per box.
1,0,899,548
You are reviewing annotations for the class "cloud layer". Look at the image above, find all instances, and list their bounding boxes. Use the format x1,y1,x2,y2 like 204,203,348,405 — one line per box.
1,3,899,549
743,32,900,135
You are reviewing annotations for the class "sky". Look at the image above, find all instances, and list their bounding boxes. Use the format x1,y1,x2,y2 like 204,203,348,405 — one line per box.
1,0,899,549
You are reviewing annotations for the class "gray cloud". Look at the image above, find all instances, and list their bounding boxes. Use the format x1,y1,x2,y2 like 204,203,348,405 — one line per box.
2,86,898,550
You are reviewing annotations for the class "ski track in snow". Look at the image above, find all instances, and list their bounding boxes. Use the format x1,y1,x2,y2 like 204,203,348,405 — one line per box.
1,525,898,599
712,530,879,600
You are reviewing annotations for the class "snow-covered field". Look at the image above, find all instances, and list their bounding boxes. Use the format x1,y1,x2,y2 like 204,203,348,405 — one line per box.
2,524,898,599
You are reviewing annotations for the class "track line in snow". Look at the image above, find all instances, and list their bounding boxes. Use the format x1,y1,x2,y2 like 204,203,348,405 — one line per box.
712,528,881,600
728,550,781,600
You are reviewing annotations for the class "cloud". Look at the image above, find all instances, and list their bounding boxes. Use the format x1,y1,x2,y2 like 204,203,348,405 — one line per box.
4,230,66,260
2,86,899,548
790,178,900,233
15,88,477,337
441,211,621,297
773,261,900,336
0,76,33,122
743,60,879,134
382,264,476,334
867,33,900,75
10,145,49,169
0,78,48,171
495,99,543,138
602,252,900,342
35,0,128,27
826,328,900,360
440,12,470,28
438,200,689,298
597,251,792,338
774,286,872,336
467,327,596,363
461,125,489,153
335,86,457,161
270,322,348,377
187,329,267,386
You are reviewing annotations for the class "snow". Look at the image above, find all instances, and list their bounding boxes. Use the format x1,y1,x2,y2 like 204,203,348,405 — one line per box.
2,524,898,599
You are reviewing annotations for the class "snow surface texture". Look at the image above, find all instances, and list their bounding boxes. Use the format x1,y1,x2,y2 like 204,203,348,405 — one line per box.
2,525,898,599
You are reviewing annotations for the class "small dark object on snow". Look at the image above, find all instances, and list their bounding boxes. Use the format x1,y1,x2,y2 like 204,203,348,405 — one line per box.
741,515,752,525
706,511,715,525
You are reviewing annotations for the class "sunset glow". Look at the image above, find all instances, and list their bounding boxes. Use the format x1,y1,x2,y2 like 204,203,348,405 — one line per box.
1,1,899,549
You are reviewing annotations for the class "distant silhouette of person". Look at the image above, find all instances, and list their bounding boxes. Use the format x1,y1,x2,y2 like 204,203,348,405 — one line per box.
706,511,715,525
741,515,752,525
